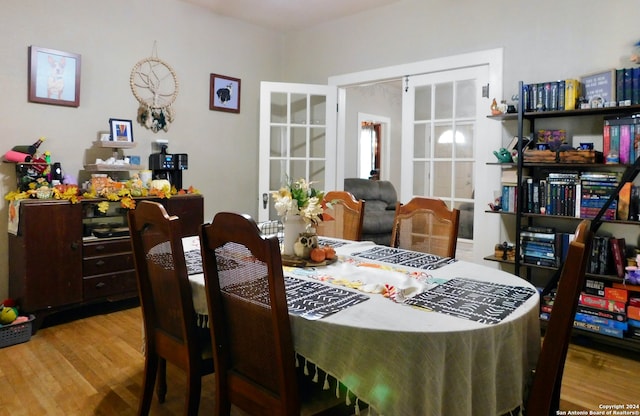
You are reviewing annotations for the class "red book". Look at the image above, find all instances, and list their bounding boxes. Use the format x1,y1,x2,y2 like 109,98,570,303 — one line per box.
609,237,626,279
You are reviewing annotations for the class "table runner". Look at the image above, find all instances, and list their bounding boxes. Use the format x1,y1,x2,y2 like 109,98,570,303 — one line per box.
404,277,537,324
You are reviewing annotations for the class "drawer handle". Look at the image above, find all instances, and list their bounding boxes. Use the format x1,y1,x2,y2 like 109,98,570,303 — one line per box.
96,245,105,251
96,282,106,289
95,260,105,267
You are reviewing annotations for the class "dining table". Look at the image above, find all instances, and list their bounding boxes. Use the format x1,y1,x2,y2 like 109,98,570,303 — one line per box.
182,235,541,416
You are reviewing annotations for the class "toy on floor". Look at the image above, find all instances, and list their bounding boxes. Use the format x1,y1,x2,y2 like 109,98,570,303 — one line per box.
0,298,20,326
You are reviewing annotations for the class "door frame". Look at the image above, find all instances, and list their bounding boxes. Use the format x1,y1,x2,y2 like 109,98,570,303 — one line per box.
328,48,504,263
357,112,391,181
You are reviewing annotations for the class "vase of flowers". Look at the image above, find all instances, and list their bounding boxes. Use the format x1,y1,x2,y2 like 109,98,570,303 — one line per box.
272,177,324,256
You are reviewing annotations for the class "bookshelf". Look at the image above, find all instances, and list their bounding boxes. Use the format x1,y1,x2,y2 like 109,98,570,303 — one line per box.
486,81,640,351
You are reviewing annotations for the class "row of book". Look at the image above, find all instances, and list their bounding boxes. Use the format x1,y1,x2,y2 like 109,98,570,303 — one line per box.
521,79,580,112
519,227,627,279
615,67,640,106
522,69,640,113
503,171,620,219
541,278,640,340
602,113,640,165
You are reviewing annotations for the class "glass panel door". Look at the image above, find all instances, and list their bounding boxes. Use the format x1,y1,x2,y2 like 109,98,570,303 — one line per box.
259,82,337,222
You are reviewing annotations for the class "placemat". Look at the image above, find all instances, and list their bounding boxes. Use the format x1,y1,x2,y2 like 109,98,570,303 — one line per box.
404,277,537,324
350,245,457,269
223,275,369,320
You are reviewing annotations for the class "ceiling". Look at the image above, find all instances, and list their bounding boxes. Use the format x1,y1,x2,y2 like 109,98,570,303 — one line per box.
181,0,400,31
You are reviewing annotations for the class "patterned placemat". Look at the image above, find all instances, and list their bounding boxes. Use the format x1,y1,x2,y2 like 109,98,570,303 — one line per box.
185,249,203,275
404,278,536,324
223,275,369,320
350,246,457,270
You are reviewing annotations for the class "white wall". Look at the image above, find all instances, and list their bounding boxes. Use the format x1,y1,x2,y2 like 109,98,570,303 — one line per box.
0,0,283,299
1,0,638,299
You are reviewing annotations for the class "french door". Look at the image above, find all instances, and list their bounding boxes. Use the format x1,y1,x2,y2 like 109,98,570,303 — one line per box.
401,65,489,248
258,82,337,222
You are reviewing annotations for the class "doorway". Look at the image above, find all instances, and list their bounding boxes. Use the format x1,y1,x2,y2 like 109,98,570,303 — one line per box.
357,112,391,180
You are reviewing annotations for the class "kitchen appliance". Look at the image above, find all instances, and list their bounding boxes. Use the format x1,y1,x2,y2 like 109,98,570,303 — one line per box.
148,144,188,190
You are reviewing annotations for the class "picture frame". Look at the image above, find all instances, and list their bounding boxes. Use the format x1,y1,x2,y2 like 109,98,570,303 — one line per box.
210,73,241,113
580,69,616,108
28,46,81,107
507,135,533,152
109,118,134,142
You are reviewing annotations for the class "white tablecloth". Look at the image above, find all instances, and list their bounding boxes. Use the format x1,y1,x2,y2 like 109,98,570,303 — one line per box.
184,237,541,416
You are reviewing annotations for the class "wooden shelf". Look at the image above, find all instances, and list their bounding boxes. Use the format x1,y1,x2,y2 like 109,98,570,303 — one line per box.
93,141,136,149
84,164,139,171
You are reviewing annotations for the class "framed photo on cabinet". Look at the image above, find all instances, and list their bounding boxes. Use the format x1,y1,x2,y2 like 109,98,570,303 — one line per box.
109,119,134,142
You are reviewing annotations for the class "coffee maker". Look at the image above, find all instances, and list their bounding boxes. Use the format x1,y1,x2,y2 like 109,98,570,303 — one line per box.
148,144,188,190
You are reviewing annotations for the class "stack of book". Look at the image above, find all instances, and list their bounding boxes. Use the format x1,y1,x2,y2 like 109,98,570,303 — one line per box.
579,172,619,220
520,226,556,267
603,114,640,165
574,285,628,339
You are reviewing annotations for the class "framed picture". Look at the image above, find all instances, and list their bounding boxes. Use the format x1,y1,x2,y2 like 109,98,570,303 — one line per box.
210,73,241,113
28,46,81,107
109,119,134,142
580,69,616,108
507,135,533,152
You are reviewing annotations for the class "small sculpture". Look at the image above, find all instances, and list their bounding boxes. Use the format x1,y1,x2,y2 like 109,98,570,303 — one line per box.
493,148,513,163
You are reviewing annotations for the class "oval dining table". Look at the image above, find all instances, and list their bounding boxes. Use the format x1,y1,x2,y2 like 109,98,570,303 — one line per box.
184,236,541,416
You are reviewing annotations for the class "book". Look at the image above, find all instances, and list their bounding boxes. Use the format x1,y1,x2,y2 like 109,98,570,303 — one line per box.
564,79,580,110
617,181,632,220
603,123,611,161
577,305,626,322
573,319,625,339
604,287,628,303
579,292,626,313
610,237,626,279
583,278,605,297
575,312,628,331
620,123,631,164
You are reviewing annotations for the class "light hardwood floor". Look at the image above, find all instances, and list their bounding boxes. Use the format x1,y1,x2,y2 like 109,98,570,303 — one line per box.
0,301,638,415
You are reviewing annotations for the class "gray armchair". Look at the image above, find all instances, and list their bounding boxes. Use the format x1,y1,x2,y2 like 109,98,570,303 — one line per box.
344,178,398,245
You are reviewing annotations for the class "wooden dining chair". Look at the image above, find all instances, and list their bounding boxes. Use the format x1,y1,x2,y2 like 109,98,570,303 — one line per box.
128,201,214,416
390,196,460,258
316,190,365,241
524,219,593,416
199,212,349,416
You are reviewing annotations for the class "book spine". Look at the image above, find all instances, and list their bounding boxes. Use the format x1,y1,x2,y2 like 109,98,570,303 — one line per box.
583,278,605,297
557,80,565,111
610,237,626,279
617,68,625,105
574,313,628,331
579,293,626,313
573,320,625,339
603,123,610,162
577,305,626,322
564,79,580,110
610,124,620,159
620,124,631,164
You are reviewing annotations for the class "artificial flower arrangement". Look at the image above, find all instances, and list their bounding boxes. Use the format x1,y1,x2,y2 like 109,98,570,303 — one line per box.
272,177,324,226
4,175,200,213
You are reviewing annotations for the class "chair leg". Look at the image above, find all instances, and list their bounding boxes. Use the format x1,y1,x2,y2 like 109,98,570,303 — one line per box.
157,358,167,403
185,368,202,416
138,353,158,416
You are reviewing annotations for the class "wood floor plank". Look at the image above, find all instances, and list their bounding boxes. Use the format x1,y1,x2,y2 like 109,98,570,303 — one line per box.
0,301,637,415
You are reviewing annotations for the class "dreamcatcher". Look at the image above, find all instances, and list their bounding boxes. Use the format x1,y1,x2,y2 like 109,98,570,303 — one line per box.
130,43,179,133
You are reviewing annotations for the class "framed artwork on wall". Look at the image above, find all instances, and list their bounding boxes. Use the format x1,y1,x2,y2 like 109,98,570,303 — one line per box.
109,118,134,142
28,46,81,107
210,73,241,113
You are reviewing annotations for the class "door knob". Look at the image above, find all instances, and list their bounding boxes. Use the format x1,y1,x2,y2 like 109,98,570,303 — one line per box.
262,193,268,209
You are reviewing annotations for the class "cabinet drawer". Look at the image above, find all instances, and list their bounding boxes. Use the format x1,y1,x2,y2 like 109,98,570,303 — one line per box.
83,238,132,257
83,270,138,301
83,252,134,276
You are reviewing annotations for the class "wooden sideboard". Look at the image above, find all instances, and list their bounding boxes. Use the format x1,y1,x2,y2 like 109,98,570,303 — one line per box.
8,195,203,331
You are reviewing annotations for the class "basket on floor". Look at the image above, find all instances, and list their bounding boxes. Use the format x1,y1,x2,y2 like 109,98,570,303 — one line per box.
0,315,35,348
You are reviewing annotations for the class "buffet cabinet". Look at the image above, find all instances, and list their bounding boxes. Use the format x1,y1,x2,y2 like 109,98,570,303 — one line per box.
8,195,203,330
